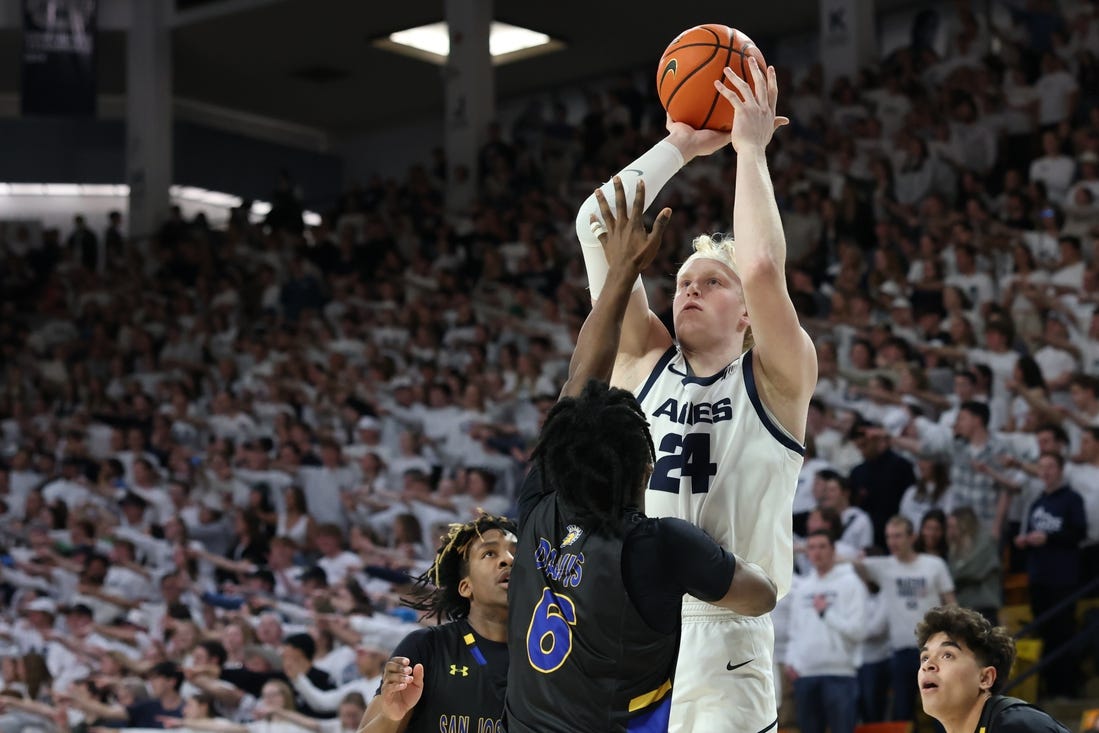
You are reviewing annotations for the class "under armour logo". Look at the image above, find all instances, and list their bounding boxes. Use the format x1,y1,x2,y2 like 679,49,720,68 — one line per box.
449,665,469,676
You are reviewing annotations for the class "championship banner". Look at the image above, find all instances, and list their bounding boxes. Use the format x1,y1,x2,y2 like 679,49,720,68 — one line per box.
21,0,98,117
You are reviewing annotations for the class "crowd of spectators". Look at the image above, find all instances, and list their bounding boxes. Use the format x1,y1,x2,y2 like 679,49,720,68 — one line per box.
0,0,1098,730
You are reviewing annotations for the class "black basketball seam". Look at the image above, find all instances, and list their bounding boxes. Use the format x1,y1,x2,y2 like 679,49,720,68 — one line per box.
665,42,736,53
665,25,723,118
702,40,737,130
660,44,733,100
664,41,723,112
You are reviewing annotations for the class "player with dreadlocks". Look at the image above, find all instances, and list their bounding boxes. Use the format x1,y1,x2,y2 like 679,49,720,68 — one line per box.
358,512,515,733
504,177,779,733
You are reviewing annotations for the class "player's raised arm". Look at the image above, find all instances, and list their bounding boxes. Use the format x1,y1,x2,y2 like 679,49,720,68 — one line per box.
574,121,726,367
561,177,671,399
714,58,816,433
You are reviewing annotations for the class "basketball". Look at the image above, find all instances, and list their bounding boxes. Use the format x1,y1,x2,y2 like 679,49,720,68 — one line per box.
656,24,767,132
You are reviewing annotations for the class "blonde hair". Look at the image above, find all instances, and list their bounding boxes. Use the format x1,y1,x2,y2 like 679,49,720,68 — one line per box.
678,233,739,279
677,233,753,352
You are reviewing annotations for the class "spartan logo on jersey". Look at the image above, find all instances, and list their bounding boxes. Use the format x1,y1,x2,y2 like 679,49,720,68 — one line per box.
561,524,583,547
449,665,469,677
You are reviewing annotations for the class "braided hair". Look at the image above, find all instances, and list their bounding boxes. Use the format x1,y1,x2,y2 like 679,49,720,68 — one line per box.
532,379,655,535
403,512,517,622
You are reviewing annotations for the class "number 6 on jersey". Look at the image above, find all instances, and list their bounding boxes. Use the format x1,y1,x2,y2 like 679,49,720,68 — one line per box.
526,587,577,673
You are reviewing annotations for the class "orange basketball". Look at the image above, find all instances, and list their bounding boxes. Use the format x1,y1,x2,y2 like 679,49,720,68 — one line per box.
656,24,767,132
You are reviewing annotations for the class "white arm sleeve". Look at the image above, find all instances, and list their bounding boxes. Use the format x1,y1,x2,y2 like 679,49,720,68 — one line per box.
291,672,345,713
574,139,686,299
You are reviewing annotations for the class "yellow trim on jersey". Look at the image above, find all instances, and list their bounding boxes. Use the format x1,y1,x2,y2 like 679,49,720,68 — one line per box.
464,633,475,645
628,678,672,712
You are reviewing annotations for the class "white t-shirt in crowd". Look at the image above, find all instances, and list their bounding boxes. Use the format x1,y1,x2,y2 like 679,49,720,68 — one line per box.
1033,345,1079,385
1029,154,1076,203
317,551,362,585
840,506,875,550
946,272,996,308
1034,69,1078,126
898,485,952,533
966,348,1019,397
860,554,955,651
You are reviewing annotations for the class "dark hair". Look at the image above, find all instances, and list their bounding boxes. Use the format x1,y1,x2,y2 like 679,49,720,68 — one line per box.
343,577,375,615
1015,356,1047,393
985,320,1013,342
1035,422,1069,446
954,370,978,387
283,633,316,661
404,512,517,622
1071,373,1099,396
1059,235,1082,253
190,693,216,717
150,660,184,690
810,506,843,542
806,529,834,546
915,606,1016,694
914,508,948,559
198,640,228,667
960,400,990,427
916,461,950,504
532,380,655,535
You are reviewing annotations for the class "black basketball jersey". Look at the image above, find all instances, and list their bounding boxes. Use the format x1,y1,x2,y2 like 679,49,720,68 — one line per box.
393,619,508,733
505,492,678,733
975,695,1071,733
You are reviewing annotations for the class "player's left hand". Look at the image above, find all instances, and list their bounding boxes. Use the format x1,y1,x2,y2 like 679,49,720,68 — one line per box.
591,176,671,278
712,57,789,153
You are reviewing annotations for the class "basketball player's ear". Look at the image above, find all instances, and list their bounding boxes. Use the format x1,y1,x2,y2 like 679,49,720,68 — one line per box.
458,576,473,600
979,666,996,693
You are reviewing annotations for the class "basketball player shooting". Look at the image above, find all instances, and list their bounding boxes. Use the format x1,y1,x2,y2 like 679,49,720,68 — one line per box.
575,57,816,732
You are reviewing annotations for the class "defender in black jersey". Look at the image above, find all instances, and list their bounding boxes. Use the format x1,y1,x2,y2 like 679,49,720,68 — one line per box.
359,513,515,733
504,179,779,732
916,606,1070,733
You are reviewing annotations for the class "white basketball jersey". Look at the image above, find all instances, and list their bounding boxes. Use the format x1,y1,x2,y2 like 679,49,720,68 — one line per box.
638,347,804,599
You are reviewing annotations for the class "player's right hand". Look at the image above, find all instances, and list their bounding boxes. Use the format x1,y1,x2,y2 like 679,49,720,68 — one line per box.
665,114,728,160
379,656,425,721
592,176,671,277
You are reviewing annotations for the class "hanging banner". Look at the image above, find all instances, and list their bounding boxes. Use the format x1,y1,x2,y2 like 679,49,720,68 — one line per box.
22,0,98,117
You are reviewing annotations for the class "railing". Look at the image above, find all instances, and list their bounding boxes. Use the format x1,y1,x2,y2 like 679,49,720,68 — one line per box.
1012,575,1099,640
1001,574,1099,695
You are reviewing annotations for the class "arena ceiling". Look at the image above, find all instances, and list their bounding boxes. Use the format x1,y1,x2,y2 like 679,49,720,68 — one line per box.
2,0,925,135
